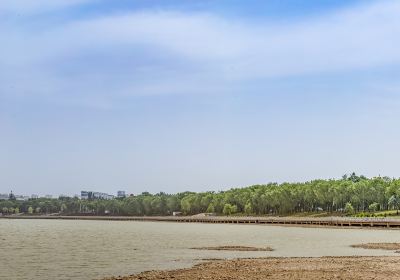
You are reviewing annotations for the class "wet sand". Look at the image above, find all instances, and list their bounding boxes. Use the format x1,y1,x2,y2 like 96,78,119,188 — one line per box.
351,243,400,250
190,245,273,251
104,256,400,280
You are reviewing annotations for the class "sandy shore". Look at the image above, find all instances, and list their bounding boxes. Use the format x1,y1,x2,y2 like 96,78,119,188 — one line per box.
351,243,400,250
190,245,273,251
104,256,400,280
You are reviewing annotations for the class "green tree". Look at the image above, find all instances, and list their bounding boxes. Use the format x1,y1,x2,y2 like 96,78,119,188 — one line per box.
344,202,354,215
60,204,67,213
244,202,253,215
222,204,237,215
206,204,215,213
368,202,379,212
388,195,399,213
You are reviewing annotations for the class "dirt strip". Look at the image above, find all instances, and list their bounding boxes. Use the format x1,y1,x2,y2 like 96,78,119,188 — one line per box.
104,256,400,280
351,243,400,250
190,245,273,251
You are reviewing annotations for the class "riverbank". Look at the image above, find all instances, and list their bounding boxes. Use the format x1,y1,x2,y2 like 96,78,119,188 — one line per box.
2,214,400,229
104,256,400,280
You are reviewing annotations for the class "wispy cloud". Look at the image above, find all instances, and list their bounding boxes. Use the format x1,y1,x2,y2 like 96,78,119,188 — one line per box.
1,1,400,103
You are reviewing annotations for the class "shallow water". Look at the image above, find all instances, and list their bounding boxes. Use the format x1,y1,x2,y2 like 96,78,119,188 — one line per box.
1,219,399,280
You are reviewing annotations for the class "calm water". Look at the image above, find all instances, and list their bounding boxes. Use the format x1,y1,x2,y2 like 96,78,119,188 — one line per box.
1,219,400,280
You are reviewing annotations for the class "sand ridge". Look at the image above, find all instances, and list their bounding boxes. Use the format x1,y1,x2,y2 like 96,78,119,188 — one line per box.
190,245,273,251
351,243,400,251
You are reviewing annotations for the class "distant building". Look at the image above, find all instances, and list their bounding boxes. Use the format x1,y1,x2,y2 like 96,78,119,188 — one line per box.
81,191,89,200
0,192,29,201
81,190,114,200
15,195,29,201
45,195,53,199
117,191,126,198
31,194,39,199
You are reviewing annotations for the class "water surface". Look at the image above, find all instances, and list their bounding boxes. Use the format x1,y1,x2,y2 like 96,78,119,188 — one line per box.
1,219,399,280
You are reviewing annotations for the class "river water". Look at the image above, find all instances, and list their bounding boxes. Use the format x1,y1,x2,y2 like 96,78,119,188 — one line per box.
1,219,399,280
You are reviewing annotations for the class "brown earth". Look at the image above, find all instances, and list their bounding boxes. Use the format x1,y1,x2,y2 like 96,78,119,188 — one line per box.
190,245,273,251
104,256,400,280
351,243,400,250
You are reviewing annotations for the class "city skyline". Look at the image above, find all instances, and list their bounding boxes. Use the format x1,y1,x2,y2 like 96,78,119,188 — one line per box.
0,189,126,198
0,189,127,199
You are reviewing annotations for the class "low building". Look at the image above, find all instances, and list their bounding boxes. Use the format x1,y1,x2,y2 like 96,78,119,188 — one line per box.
81,190,114,200
81,191,89,200
173,211,182,216
0,193,29,201
117,191,126,198
15,195,29,201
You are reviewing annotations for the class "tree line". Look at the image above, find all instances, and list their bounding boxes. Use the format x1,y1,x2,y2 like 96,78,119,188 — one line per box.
1,173,400,216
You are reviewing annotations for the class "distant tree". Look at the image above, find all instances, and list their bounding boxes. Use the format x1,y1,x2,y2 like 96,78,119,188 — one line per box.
388,195,399,214
346,172,367,183
3,173,400,217
206,204,215,213
60,204,67,213
344,202,354,215
368,202,379,212
244,202,253,215
222,204,237,216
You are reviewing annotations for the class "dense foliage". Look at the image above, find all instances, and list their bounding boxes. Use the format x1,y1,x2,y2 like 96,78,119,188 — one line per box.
2,174,400,216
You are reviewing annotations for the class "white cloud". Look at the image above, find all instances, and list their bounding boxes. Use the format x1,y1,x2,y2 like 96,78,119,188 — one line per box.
1,0,400,101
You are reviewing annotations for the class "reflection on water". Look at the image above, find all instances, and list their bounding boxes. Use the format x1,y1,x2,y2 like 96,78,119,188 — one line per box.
1,219,399,280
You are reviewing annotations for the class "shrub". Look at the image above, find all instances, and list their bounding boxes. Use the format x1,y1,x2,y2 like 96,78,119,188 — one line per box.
344,202,354,215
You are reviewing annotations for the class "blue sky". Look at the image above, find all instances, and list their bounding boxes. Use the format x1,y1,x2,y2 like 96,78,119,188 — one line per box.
1,0,400,196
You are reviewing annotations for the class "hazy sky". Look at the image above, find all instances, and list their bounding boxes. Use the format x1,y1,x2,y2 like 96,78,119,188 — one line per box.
1,0,400,196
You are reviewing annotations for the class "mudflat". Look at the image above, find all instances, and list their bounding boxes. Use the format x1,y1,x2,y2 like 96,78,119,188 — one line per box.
351,243,400,250
190,245,273,251
104,256,400,280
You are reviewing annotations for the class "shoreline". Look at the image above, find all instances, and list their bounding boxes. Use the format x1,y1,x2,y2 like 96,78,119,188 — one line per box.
2,215,400,229
103,256,400,280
